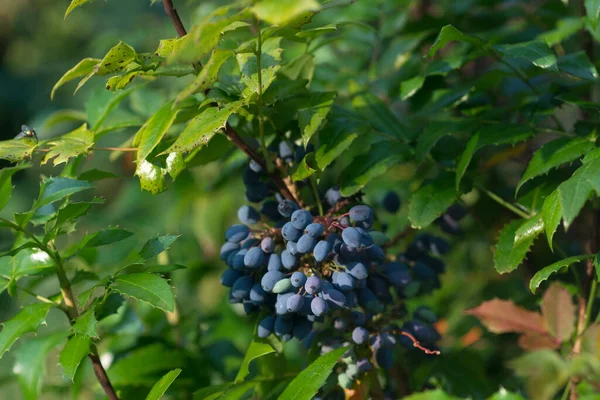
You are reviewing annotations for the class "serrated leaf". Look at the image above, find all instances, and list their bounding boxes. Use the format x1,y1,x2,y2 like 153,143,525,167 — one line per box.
77,42,137,93
252,0,320,26
514,214,544,247
54,198,103,228
59,334,91,381
408,173,459,229
340,141,408,196
586,0,600,28
83,227,134,248
51,58,99,99
105,70,143,92
176,49,234,104
558,51,599,81
352,93,413,142
494,219,537,274
146,368,182,400
112,273,175,312
279,53,315,83
14,332,66,400
42,124,94,166
466,299,546,334
136,160,167,194
557,157,600,229
495,40,558,71
0,303,54,359
237,37,283,98
541,283,575,342
37,177,93,208
0,139,38,162
298,92,335,146
235,338,275,383
278,346,349,400
542,190,562,250
428,25,485,57
415,120,476,162
162,101,245,154
11,247,55,279
529,255,592,293
139,235,179,260
134,101,179,162
71,308,98,338
517,137,595,194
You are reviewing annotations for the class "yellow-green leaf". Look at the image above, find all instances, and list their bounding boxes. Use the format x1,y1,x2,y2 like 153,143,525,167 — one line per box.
51,58,100,99
252,0,320,26
42,124,94,166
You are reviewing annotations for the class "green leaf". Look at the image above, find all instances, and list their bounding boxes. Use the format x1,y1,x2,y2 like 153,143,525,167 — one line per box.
415,120,476,162
278,346,349,400
340,141,408,196
456,132,479,190
529,255,592,293
136,160,167,194
134,101,179,162
494,40,558,71
494,219,537,274
402,389,461,400
37,177,93,208
538,17,584,46
558,51,599,81
292,153,318,181
59,334,91,381
514,214,544,247
556,158,600,229
108,343,186,386
235,338,276,383
0,303,54,359
71,308,99,338
488,390,526,400
586,0,600,28
176,49,234,104
76,41,137,93
14,332,66,400
51,58,99,99
252,0,320,26
352,93,413,142
139,235,179,260
78,169,119,182
11,247,55,279
0,139,38,162
65,0,93,17
314,108,368,171
400,75,425,100
145,368,182,400
112,273,175,312
54,198,103,229
298,92,336,146
428,25,485,57
86,85,141,130
0,163,31,211
162,101,245,155
509,350,567,400
542,190,562,250
166,153,186,180
42,124,94,166
237,37,283,98
408,173,459,229
517,137,595,195
83,227,135,248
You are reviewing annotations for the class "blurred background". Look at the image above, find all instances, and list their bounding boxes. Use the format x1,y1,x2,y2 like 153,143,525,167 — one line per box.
0,0,580,398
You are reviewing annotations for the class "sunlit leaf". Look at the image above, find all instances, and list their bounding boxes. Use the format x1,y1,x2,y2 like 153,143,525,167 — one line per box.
408,172,459,229
145,368,182,400
134,101,179,162
0,139,38,162
235,338,275,383
176,49,234,104
494,219,537,274
51,58,99,99
466,299,546,334
42,124,94,166
529,255,592,293
112,273,175,312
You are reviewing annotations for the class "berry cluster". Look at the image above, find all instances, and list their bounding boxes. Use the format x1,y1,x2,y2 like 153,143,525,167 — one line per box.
220,155,453,395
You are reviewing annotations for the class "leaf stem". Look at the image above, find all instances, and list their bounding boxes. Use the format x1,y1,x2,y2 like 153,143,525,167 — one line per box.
0,274,62,307
585,277,597,330
474,184,531,219
255,19,272,174
309,177,323,216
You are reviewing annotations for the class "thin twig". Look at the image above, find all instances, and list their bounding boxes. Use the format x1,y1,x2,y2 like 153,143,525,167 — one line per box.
474,184,531,219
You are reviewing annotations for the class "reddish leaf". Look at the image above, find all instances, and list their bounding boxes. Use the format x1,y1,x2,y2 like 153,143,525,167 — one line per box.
466,298,546,334
518,333,560,351
541,283,575,343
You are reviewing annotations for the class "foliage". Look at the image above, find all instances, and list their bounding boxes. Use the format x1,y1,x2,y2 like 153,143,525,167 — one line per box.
0,0,599,399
